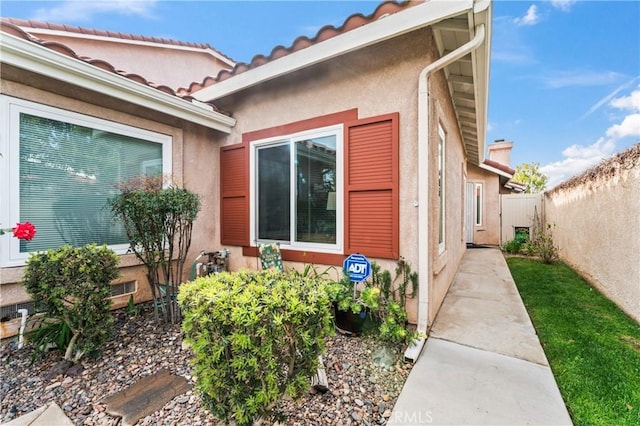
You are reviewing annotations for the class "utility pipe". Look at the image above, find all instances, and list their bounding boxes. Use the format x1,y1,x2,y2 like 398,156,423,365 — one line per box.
17,309,28,349
405,23,486,362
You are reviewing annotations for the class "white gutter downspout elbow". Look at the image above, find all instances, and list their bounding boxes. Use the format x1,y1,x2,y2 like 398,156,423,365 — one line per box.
17,309,28,349
405,23,486,363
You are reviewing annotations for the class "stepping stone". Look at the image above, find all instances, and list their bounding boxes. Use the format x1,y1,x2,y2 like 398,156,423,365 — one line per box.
101,368,191,426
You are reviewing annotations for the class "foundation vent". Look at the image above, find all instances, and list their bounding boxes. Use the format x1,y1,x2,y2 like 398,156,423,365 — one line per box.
110,281,137,298
0,301,38,322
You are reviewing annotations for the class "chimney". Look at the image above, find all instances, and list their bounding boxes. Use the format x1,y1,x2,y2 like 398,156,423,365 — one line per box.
487,139,513,167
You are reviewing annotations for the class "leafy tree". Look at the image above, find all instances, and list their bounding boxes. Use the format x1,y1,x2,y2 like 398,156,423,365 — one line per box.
512,162,548,193
109,175,201,324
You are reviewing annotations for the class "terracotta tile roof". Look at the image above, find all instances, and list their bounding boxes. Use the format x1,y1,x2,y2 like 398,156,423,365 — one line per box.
483,158,516,176
1,17,236,64
0,18,225,114
2,1,418,109
178,0,421,95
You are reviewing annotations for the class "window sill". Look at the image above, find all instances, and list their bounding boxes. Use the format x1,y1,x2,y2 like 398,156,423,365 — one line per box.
243,246,345,266
434,249,448,276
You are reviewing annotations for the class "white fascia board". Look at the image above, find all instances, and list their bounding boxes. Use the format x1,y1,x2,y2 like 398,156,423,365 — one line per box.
20,27,237,68
0,32,236,133
469,0,492,165
479,162,513,179
505,181,526,192
194,0,474,102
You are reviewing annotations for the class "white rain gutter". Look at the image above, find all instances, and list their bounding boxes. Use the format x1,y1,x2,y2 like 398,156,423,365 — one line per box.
0,32,236,133
405,22,487,363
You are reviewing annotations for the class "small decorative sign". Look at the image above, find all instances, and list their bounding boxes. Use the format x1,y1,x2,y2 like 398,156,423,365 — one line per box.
343,254,371,282
258,243,283,272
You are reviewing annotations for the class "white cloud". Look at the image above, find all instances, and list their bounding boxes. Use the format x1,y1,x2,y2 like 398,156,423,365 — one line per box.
31,0,158,23
581,77,640,119
543,86,640,188
609,87,640,111
514,5,540,26
492,16,536,65
541,138,617,188
551,0,577,12
606,114,640,139
542,70,624,89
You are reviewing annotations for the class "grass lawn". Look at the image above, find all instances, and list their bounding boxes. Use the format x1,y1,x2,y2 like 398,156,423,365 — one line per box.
507,257,640,426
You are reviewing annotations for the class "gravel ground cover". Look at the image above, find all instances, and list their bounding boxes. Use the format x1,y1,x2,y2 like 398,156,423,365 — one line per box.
1,304,412,425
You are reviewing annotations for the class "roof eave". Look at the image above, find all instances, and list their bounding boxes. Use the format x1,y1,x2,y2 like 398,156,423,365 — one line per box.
469,0,492,166
0,32,236,133
504,181,526,192
479,162,512,179
193,0,476,103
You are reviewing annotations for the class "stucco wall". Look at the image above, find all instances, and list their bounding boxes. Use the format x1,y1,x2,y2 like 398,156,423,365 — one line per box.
426,69,468,326
0,76,222,336
1,25,473,332
545,144,640,323
214,27,468,325
467,164,501,246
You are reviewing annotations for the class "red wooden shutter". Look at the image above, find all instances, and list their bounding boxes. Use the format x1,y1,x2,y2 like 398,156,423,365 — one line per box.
344,113,399,259
220,143,249,246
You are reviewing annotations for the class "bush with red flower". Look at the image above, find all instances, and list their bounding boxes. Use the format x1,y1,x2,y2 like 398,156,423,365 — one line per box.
0,222,37,240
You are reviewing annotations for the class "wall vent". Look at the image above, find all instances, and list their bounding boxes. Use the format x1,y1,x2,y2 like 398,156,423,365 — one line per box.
0,301,38,322
110,281,137,298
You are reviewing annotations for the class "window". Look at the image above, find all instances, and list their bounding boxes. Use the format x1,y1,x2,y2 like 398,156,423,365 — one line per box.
1,96,171,267
475,183,483,226
250,125,343,252
221,110,399,261
437,124,446,253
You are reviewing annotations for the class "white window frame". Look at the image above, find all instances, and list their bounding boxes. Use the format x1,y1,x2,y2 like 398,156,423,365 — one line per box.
475,182,483,227
437,124,446,254
249,124,344,254
0,95,172,267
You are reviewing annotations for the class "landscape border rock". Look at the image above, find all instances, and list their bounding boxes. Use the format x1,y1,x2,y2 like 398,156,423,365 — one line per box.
1,303,412,425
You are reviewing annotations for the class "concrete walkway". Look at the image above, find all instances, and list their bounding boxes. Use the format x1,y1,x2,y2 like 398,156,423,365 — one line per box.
389,248,573,425
2,402,73,426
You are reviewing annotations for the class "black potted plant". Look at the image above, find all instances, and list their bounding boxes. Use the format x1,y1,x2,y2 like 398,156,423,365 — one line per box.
327,259,420,347
327,272,379,333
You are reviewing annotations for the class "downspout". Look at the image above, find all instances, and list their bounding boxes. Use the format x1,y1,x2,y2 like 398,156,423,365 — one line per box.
405,23,486,362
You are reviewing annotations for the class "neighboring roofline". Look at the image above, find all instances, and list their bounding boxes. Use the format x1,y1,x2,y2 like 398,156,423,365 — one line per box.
504,181,526,192
4,17,237,68
193,0,476,102
0,31,236,133
479,161,514,179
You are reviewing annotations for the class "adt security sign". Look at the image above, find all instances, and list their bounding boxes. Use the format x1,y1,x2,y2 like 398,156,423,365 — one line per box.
343,254,371,282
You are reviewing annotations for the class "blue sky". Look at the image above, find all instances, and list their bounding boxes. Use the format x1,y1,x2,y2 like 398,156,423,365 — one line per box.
1,0,639,188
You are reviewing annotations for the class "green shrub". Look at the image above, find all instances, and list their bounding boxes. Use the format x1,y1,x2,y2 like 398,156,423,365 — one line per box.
531,223,559,264
502,239,522,254
22,244,120,362
327,259,419,348
26,318,72,364
178,270,334,425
